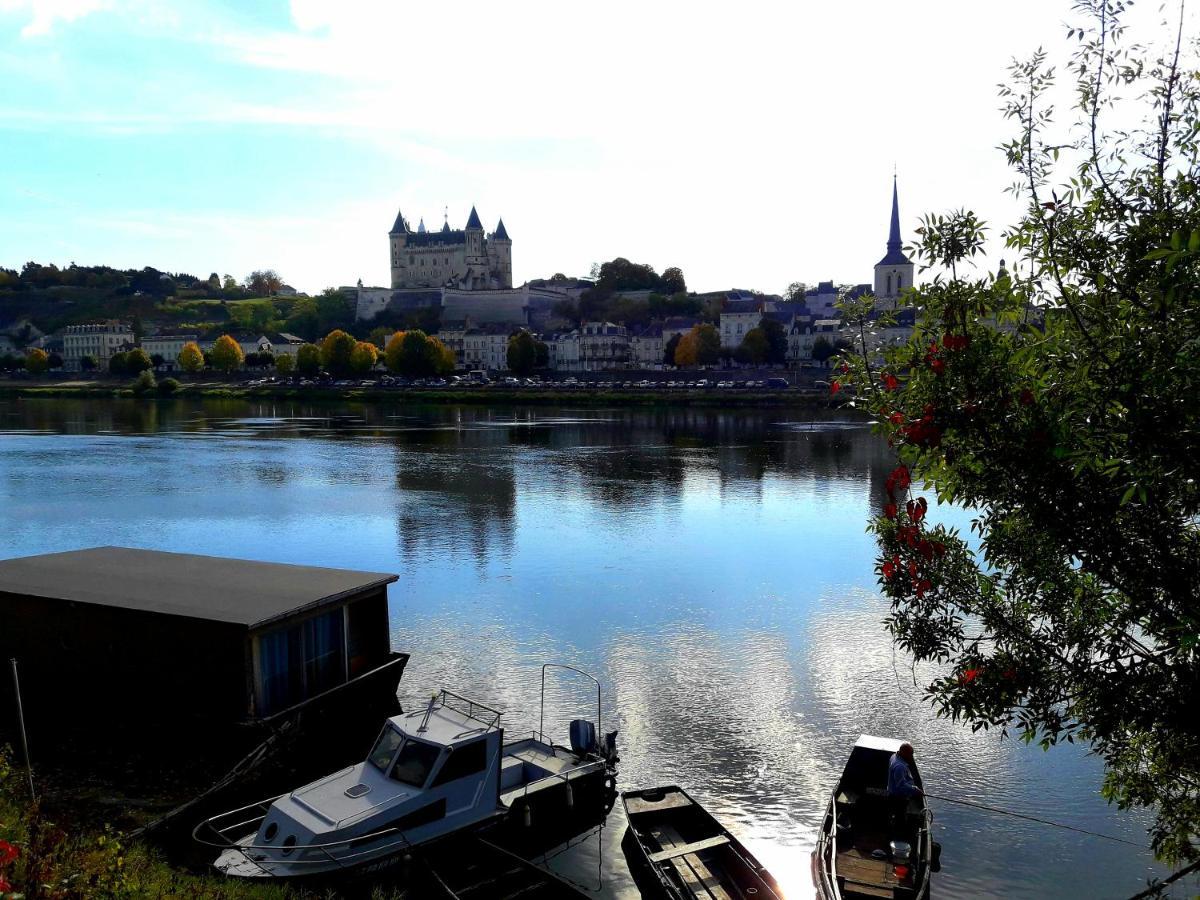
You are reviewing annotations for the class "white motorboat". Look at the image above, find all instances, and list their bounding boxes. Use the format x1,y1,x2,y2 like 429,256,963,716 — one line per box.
195,664,617,878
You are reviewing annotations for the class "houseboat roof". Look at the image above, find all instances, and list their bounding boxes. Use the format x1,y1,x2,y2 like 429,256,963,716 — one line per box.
0,546,398,629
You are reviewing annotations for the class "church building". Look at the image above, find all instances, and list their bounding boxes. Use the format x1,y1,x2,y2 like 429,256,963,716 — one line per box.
873,176,914,310
389,205,512,290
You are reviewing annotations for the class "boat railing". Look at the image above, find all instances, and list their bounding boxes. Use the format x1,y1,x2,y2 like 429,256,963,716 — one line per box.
517,755,604,802
813,789,841,900
192,794,417,874
435,687,503,730
915,805,935,898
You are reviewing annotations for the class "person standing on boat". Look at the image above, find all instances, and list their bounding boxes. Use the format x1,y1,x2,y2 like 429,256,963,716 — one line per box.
887,742,923,829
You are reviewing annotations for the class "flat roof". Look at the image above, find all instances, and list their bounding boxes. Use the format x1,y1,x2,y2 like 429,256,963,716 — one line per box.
0,546,398,629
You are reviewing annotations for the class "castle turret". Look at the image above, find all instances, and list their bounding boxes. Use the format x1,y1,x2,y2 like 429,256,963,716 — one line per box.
464,205,487,287
389,207,410,289
491,218,513,288
873,176,914,309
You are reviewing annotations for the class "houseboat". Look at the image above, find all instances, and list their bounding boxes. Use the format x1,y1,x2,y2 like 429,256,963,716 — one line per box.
196,665,618,878
812,735,937,900
0,547,407,757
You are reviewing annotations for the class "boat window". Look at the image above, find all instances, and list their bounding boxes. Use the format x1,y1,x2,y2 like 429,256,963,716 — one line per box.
368,726,404,773
390,739,442,788
431,739,488,787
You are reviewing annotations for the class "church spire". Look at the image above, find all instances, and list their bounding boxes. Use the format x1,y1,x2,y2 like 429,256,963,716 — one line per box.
877,175,912,266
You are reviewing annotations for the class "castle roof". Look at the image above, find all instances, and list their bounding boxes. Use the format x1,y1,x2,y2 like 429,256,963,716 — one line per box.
390,208,409,235
494,218,509,240
417,218,427,234
877,177,912,267
466,206,483,229
441,220,451,233
404,231,467,247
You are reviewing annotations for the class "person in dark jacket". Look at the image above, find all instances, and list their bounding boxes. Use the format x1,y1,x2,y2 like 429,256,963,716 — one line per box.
887,742,923,831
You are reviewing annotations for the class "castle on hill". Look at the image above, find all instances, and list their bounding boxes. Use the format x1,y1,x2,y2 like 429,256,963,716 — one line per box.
389,205,512,291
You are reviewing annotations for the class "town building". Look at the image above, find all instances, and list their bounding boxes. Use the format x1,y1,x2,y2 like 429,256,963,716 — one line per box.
438,322,512,371
141,333,199,371
662,316,700,346
389,206,512,291
630,323,665,368
62,321,134,372
719,299,764,348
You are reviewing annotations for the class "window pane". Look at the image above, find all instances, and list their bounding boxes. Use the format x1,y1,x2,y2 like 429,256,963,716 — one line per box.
391,740,442,787
302,609,345,696
369,726,404,772
431,739,488,787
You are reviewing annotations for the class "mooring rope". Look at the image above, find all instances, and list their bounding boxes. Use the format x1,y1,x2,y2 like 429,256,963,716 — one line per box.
925,792,1145,848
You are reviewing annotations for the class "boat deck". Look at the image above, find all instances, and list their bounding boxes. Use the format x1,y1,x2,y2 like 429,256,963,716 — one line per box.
836,827,911,898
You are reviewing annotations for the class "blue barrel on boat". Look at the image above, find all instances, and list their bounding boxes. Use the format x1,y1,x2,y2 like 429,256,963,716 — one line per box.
569,719,597,754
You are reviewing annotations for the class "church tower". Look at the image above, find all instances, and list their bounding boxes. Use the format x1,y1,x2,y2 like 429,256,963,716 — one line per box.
873,177,914,310
389,207,410,289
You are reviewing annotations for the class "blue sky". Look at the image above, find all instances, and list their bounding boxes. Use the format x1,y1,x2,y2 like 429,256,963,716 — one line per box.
1,0,1194,294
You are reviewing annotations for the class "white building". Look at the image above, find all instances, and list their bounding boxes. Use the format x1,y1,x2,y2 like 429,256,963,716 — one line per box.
630,324,664,368
141,334,199,371
579,322,629,371
63,322,134,372
719,300,763,348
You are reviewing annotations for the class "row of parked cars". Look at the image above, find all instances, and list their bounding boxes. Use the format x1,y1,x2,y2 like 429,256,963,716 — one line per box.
243,374,794,390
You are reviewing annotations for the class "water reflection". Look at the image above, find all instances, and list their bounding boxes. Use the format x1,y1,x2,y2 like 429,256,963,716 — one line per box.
0,398,1187,898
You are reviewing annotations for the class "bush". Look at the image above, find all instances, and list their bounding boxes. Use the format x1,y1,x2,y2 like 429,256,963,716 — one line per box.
156,377,180,396
132,370,156,395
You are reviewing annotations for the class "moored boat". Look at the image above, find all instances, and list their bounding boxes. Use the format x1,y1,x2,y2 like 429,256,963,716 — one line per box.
812,735,936,900
621,785,784,899
194,664,617,879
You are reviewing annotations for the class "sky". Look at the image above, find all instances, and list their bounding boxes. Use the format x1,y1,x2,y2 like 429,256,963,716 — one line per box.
0,0,1195,295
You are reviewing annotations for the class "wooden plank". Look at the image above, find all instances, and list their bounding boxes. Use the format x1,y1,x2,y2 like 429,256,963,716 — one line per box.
648,834,730,864
653,824,732,900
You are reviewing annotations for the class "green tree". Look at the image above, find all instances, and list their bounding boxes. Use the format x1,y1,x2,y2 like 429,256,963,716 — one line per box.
320,329,356,376
296,343,321,376
350,340,378,374
47,351,63,370
839,2,1200,864
275,353,295,376
810,336,835,363
738,328,769,365
245,269,283,296
785,281,808,303
506,331,537,375
124,348,152,375
534,340,549,369
178,341,204,375
24,348,48,375
210,334,244,374
108,352,128,376
660,266,687,295
663,333,682,366
383,331,407,374
80,354,97,372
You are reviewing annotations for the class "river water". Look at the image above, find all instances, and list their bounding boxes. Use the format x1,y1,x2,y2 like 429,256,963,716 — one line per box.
0,398,1184,898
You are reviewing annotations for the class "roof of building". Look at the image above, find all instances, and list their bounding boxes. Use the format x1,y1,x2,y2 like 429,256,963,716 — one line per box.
404,231,467,247
662,316,699,330
494,218,509,240
417,217,427,233
390,208,408,235
878,176,913,267
723,299,762,315
0,547,398,629
466,206,483,229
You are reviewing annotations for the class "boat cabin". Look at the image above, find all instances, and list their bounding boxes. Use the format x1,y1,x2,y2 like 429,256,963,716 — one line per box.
0,546,404,748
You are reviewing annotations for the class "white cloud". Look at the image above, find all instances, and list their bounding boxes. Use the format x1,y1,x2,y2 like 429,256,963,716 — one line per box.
0,0,112,37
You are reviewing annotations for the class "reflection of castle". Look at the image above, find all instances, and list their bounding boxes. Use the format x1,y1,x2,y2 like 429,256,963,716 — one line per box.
389,206,512,290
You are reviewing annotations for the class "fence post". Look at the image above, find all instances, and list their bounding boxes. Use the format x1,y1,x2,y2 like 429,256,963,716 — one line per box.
10,658,35,801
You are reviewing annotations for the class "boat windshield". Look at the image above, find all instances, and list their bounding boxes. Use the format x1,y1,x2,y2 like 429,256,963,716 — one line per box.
390,738,442,788
368,726,404,773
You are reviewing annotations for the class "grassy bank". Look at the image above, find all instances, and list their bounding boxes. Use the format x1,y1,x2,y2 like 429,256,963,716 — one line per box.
0,379,833,408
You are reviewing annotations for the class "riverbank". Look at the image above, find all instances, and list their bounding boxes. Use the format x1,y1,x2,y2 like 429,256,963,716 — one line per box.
0,378,835,407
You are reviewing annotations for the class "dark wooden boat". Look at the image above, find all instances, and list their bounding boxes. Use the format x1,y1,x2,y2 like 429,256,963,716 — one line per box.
812,735,936,900
621,785,784,899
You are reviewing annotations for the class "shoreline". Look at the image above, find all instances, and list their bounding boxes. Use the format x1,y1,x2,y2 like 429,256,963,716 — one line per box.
0,380,837,408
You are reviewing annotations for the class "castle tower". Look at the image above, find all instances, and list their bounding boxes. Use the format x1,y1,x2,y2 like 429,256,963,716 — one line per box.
492,218,513,289
464,205,486,288
873,176,914,310
389,207,410,289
